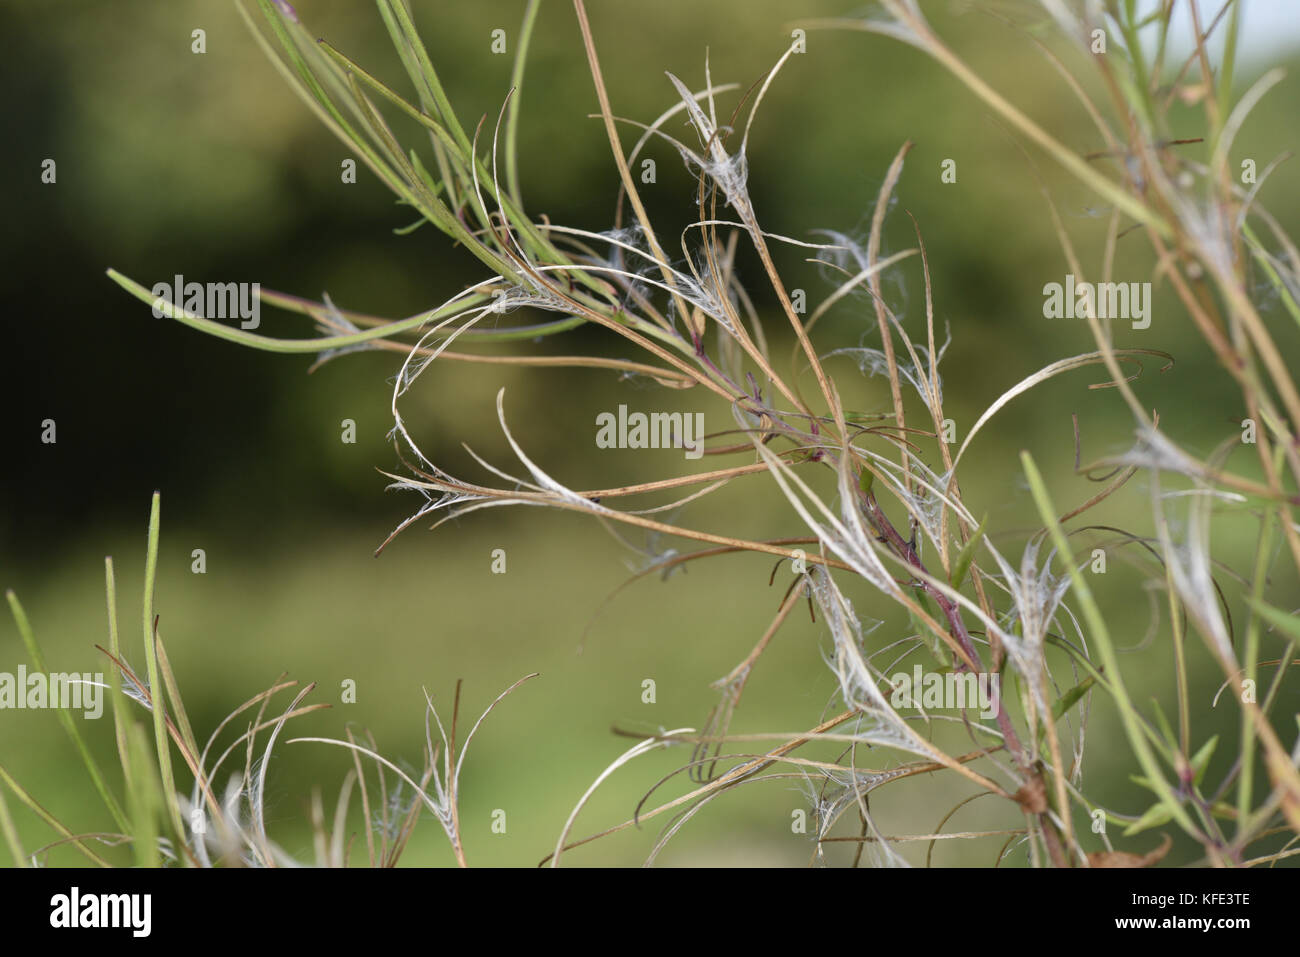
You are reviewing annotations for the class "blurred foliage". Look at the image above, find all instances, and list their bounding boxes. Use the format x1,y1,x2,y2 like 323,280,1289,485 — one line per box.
2,0,1297,865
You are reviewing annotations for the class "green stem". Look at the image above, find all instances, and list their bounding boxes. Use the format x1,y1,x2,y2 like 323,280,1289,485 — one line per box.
1022,452,1200,837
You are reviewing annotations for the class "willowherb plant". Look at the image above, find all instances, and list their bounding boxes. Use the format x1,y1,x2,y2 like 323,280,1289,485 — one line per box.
1,492,532,868
98,0,1300,867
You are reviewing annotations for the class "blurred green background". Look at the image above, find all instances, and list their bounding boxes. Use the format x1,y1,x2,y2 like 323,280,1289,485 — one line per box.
2,0,1298,866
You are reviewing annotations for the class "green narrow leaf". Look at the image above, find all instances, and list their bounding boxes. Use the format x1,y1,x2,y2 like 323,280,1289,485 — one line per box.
1248,599,1300,642
1052,675,1096,722
0,784,26,867
1123,801,1174,837
1215,0,1241,132
255,0,349,132
505,0,543,207
138,493,189,861
377,0,472,153
1242,223,1300,331
1149,697,1176,751
124,722,161,869
5,591,128,831
1034,670,1097,738
104,558,133,785
0,762,109,866
1190,735,1218,789
948,512,987,588
1021,451,1198,836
